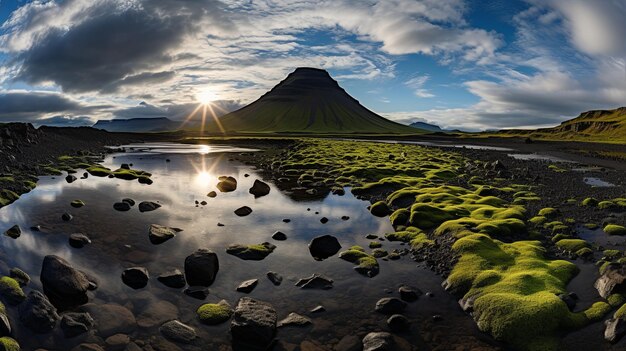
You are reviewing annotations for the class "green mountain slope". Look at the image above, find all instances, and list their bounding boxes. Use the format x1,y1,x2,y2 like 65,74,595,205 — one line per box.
204,67,420,134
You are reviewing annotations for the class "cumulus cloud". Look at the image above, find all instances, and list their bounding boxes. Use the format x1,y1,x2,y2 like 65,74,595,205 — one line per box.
113,100,244,121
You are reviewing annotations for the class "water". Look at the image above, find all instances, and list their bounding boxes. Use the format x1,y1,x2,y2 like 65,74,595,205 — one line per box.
0,144,496,350
507,153,575,163
583,177,615,188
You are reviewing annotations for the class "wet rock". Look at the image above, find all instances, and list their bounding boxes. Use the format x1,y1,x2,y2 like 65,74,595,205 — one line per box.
105,333,130,350
137,300,179,328
277,313,311,328
66,174,77,183
234,206,253,217
184,286,210,300
398,286,421,302
320,217,328,224
121,267,149,289
332,187,346,196
272,231,287,241
237,279,259,293
605,317,626,343
249,180,271,197
310,306,325,313
0,313,10,336
595,262,626,298
375,298,407,315
61,212,73,221
70,199,85,208
69,233,91,248
30,225,42,232
157,269,186,289
370,201,391,217
335,335,361,351
40,255,91,306
341,216,350,221
308,235,341,261
4,225,20,239
200,201,207,206
386,314,409,332
138,177,153,185
207,191,217,198
231,297,277,351
184,248,219,286
227,242,276,260
138,201,161,213
149,224,181,245
113,202,131,212
9,267,30,286
217,176,237,192
160,320,196,344
71,344,105,351
19,290,60,333
282,218,291,223
60,312,95,338
295,274,333,290
267,272,282,286
122,198,135,206
362,332,394,351
78,303,137,338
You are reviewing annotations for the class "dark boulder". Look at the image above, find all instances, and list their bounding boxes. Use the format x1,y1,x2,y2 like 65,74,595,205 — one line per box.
362,332,395,351
4,225,20,239
66,175,77,183
113,202,131,212
271,231,287,241
308,235,341,260
121,267,149,289
230,297,277,351
237,279,258,294
157,269,186,289
138,201,161,213
217,176,237,192
249,180,270,197
61,212,73,221
60,312,95,338
19,290,60,333
40,255,91,307
226,242,276,260
149,224,181,245
234,206,253,217
295,274,333,290
69,234,91,248
267,272,282,286
375,298,407,315
184,249,219,287
160,320,197,344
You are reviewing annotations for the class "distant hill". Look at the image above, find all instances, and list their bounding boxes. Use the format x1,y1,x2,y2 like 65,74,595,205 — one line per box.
93,117,179,132
410,121,443,132
203,67,421,134
494,107,626,143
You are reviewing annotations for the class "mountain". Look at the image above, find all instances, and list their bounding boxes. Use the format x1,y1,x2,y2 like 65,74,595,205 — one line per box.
93,117,179,132
204,67,420,134
496,107,626,143
410,121,442,132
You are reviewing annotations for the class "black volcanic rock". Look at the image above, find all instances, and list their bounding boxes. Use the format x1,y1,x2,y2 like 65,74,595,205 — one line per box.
93,117,179,132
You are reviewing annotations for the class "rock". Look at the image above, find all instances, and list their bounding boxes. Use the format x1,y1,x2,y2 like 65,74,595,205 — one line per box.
9,268,30,286
184,249,219,286
196,300,232,325
398,286,421,302
335,335,361,351
65,174,78,183
237,279,259,293
136,300,179,328
184,286,210,300
595,262,626,298
605,317,626,343
375,298,407,315
277,313,311,328
138,177,153,185
157,269,186,289
0,313,10,336
230,297,277,350
267,272,282,286
105,333,130,350
341,216,350,220
30,225,42,232
234,206,253,217
226,242,276,260
19,290,60,333
370,201,391,217
60,312,95,338
386,314,409,332
217,176,237,192
78,303,137,338
249,180,271,197
308,235,341,261
362,332,394,351
295,274,333,290
71,344,105,351
282,218,291,223
160,320,196,344
320,217,328,224
40,255,91,306
4,225,20,239
149,224,181,245
70,199,85,208
121,164,131,170
558,293,576,311
122,198,135,206
207,191,217,198
138,201,161,212
69,233,91,248
121,267,149,289
113,202,131,212
61,212,73,221
332,187,346,196
272,231,287,241
200,201,207,206
310,305,325,313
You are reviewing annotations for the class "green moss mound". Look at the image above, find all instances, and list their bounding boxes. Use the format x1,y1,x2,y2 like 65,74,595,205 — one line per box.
0,276,25,305
197,300,233,325
604,224,626,236
339,246,379,277
0,337,20,351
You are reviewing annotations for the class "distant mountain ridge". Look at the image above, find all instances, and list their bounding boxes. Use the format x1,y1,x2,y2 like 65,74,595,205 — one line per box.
409,121,443,132
93,117,179,132
203,67,421,134
496,107,626,143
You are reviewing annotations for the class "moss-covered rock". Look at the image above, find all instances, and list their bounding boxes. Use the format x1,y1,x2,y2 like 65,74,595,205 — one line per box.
0,337,20,351
604,224,626,236
555,239,589,254
0,276,25,305
581,197,599,207
70,199,85,208
370,201,391,217
226,242,276,260
339,246,379,277
538,207,559,218
196,300,233,325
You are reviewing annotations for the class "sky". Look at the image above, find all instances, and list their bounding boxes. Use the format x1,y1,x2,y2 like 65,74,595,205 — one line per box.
0,0,625,131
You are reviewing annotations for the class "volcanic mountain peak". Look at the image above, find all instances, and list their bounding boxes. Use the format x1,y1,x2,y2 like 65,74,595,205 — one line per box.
208,67,419,134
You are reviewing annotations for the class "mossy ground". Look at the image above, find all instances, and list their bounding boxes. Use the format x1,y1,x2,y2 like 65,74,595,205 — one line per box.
196,301,233,325
0,337,19,351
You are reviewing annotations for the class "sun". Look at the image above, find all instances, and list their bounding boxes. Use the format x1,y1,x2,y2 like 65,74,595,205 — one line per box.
195,89,218,105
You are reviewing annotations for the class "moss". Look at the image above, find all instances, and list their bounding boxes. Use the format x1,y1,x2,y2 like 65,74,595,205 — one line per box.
0,190,19,207
583,223,599,230
0,177,15,183
0,337,20,351
581,197,599,207
112,168,152,181
529,216,547,226
604,224,626,236
226,242,276,260
371,248,388,258
0,276,25,305
369,241,382,249
555,239,589,254
575,247,593,258
86,165,112,177
538,208,559,218
548,164,566,173
615,303,626,319
70,199,85,208
370,201,391,217
608,294,626,307
389,208,410,226
339,246,379,277
550,233,571,243
197,300,233,325
43,166,63,175
598,201,617,210
603,250,622,260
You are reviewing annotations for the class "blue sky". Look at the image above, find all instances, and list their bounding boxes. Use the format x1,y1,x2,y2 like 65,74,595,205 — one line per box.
0,0,625,130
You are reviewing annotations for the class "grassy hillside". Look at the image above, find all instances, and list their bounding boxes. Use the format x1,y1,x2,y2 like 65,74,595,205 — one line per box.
202,68,420,134
476,107,626,144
